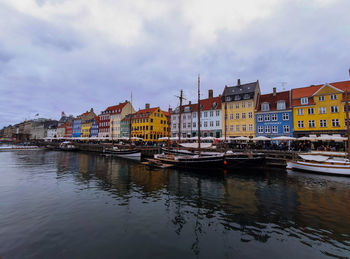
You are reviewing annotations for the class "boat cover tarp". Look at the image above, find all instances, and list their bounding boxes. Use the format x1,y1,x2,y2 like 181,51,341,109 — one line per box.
180,143,212,148
299,154,329,162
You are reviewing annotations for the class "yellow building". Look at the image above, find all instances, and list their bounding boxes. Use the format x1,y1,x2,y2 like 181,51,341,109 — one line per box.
131,104,169,141
292,81,350,137
221,80,260,137
79,108,96,138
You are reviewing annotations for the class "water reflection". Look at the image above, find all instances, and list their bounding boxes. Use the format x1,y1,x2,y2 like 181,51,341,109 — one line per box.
5,151,350,258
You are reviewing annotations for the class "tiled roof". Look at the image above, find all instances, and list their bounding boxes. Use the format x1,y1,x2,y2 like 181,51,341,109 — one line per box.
223,81,258,96
192,96,222,112
291,80,350,106
134,107,158,118
257,91,290,112
105,102,128,114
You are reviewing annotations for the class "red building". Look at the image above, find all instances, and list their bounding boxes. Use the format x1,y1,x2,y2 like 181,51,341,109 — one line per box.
98,102,129,138
64,122,73,138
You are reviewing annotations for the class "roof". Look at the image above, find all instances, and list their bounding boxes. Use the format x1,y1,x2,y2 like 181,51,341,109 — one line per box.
257,91,290,112
105,101,128,114
291,80,350,106
192,96,222,112
223,81,259,96
133,107,158,118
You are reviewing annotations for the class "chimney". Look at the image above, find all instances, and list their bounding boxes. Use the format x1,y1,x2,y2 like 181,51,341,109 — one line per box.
189,101,191,105
208,89,213,99
273,87,277,96
237,79,241,86
145,103,150,109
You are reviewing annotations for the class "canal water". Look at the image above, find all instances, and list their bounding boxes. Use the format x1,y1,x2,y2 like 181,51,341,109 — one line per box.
1,151,350,259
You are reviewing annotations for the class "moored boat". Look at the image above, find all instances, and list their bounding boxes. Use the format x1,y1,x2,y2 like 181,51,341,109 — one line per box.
287,154,350,176
0,145,41,151
224,151,265,168
104,146,141,158
59,141,77,151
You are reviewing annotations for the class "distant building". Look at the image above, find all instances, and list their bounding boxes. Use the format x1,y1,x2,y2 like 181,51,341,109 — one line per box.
80,109,97,138
255,89,293,137
121,114,132,138
64,122,73,138
90,117,99,137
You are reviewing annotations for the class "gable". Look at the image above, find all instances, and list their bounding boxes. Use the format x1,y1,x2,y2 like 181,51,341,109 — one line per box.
312,83,343,96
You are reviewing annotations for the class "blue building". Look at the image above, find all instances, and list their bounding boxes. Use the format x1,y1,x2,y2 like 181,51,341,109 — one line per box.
72,119,81,138
90,117,99,137
255,89,293,137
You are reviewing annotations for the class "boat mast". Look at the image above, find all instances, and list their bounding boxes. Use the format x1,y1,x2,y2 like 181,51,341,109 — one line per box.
197,75,201,156
129,92,132,142
178,90,183,143
347,69,350,160
168,106,171,157
224,85,227,151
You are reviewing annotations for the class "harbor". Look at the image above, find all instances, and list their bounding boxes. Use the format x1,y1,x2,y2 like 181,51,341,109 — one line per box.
1,150,350,258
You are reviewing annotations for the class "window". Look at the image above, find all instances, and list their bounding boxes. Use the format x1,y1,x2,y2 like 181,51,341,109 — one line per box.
242,102,246,108
150,126,153,130
308,120,315,128
183,123,186,128
345,119,349,127
261,102,270,111
331,106,339,113
242,113,246,119
332,119,340,127
271,114,277,121
283,125,290,133
229,104,233,109
318,96,325,101
236,103,239,109
258,115,263,122
230,114,234,120
277,101,286,110
301,97,308,104
272,126,278,133
216,111,220,116
308,108,314,115
248,102,252,108
258,126,263,133
234,95,241,101
204,112,208,117
319,107,326,114
320,119,327,128
265,126,270,133
210,121,213,127
249,124,253,131
188,123,191,128
203,121,207,127
264,114,270,121
236,125,240,132
283,113,289,121
225,96,231,102
331,94,337,100
210,111,213,117
236,113,240,119
193,113,196,118
230,125,234,132
297,109,303,115
243,94,250,99
193,122,196,128
297,121,304,128
242,125,246,132
216,121,220,126
248,112,252,119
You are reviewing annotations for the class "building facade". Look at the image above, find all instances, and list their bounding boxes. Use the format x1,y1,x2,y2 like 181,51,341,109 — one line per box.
121,114,132,138
171,103,194,138
90,117,99,137
131,105,169,141
222,80,260,138
255,89,293,137
291,81,350,137
110,101,135,139
64,122,72,138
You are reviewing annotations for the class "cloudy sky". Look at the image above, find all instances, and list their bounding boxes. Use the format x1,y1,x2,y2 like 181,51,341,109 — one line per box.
0,0,349,127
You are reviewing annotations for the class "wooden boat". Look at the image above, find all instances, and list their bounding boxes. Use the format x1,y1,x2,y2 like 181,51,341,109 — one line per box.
224,151,265,168
287,154,350,176
104,146,141,158
59,141,77,151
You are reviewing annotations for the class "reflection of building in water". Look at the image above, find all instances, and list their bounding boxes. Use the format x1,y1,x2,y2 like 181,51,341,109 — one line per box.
128,165,170,193
222,178,259,215
292,176,350,235
78,153,89,175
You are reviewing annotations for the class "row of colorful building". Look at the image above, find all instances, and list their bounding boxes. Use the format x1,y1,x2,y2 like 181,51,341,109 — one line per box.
2,79,350,141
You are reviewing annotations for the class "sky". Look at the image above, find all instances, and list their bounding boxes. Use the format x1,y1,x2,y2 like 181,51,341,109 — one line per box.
0,0,349,128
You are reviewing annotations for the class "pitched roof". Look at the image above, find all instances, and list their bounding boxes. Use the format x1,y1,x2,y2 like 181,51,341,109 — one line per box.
134,107,158,119
192,96,222,112
291,80,350,106
256,91,290,112
223,81,259,96
105,101,128,114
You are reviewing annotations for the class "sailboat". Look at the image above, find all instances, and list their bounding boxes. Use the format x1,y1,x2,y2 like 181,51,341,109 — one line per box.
151,75,225,169
286,75,350,176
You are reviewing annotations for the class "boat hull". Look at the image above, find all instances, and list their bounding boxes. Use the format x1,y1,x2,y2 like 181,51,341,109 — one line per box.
105,150,141,158
224,156,265,168
155,155,225,169
287,161,350,176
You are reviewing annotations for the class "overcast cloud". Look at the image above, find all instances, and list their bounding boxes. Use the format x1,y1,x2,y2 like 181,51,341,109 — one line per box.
0,0,349,127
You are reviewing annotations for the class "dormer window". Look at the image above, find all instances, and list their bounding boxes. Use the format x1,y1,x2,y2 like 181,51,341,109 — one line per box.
243,94,250,99
301,97,308,104
277,101,286,110
225,96,231,102
212,102,217,109
234,95,241,101
261,102,270,111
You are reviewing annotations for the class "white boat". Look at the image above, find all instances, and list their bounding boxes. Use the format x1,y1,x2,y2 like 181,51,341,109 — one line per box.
287,154,350,176
0,145,41,151
104,146,141,158
59,141,77,151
